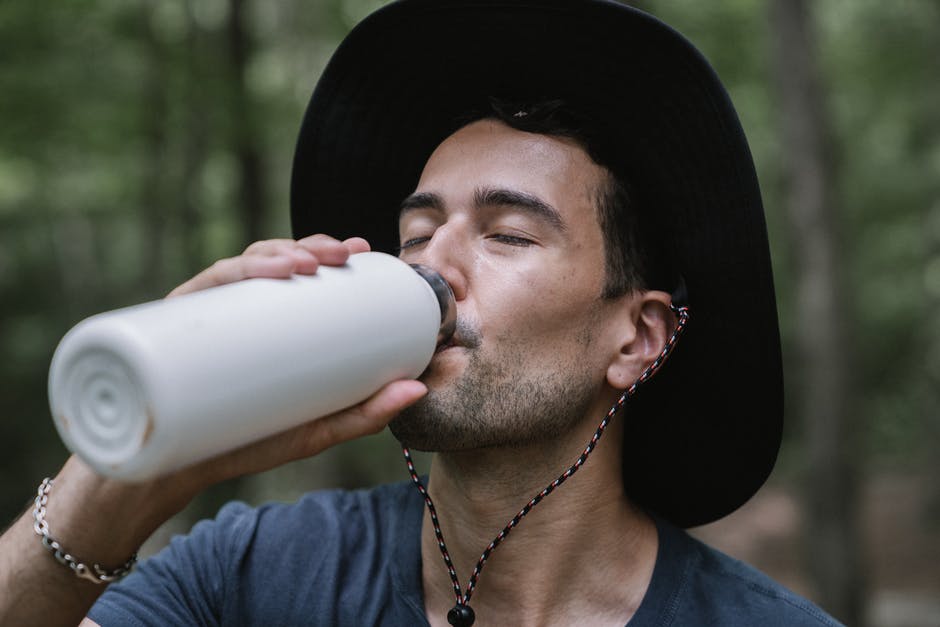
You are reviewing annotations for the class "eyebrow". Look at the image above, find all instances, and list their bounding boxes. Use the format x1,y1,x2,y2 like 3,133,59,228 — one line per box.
400,191,444,213
399,187,567,232
475,187,567,232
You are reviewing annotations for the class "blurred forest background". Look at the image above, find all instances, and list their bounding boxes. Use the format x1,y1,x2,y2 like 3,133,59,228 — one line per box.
1,1,937,625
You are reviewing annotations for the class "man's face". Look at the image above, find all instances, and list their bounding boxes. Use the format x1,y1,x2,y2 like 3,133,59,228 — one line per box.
390,119,626,451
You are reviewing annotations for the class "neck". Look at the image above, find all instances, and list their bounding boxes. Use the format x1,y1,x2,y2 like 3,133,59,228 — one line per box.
419,411,658,627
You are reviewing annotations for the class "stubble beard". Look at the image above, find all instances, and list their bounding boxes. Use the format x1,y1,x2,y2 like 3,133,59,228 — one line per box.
389,340,600,452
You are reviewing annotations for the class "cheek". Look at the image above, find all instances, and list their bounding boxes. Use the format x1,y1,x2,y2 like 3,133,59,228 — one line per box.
479,268,603,345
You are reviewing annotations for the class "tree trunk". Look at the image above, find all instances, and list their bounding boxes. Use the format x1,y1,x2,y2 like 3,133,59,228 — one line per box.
227,0,267,246
139,5,170,297
182,0,270,523
925,14,940,539
178,5,211,280
768,0,865,624
926,194,940,525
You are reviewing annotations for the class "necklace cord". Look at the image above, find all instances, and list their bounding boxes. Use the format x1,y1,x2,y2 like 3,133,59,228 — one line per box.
403,304,690,624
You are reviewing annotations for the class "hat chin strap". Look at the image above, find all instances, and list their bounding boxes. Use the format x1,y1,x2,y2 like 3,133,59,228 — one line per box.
402,304,691,626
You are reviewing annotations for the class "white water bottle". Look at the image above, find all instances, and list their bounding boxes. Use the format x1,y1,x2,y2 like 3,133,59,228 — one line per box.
48,252,455,481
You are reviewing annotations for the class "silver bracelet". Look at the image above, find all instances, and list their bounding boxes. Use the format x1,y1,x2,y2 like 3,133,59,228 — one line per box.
32,477,138,584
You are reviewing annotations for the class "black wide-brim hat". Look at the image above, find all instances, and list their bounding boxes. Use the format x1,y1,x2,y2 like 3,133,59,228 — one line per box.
291,0,783,528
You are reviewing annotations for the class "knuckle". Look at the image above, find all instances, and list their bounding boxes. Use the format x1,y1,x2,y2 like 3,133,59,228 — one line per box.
302,233,340,246
243,238,295,256
207,257,244,282
208,258,232,273
316,418,341,447
364,418,385,435
243,240,268,254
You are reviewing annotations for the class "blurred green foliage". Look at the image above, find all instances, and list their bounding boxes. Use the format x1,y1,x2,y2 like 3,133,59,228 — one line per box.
0,0,936,542
648,0,939,472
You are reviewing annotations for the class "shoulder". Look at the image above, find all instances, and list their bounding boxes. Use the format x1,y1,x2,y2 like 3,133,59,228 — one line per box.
89,481,424,626
673,530,843,627
250,479,419,543
148,480,416,559
241,480,422,571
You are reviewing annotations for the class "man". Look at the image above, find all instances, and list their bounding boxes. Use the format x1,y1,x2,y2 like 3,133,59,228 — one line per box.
0,1,841,625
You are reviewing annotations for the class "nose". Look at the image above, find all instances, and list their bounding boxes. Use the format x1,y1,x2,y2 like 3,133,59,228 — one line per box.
413,223,468,302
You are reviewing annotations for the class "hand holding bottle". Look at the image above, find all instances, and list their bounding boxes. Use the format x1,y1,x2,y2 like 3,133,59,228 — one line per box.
0,234,430,627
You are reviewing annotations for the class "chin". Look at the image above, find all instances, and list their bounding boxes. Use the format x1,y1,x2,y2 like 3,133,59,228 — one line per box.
419,352,464,386
388,393,474,452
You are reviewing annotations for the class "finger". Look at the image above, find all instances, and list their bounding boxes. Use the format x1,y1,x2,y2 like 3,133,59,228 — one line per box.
242,239,303,256
309,379,427,450
243,239,321,274
167,254,299,298
189,379,427,487
343,237,371,254
252,236,371,259
167,234,370,299
295,234,353,266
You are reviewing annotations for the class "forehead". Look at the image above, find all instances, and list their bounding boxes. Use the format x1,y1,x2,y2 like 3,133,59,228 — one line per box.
415,119,608,224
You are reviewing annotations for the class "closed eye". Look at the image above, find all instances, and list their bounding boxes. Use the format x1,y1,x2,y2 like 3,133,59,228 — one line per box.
397,236,431,252
488,234,534,247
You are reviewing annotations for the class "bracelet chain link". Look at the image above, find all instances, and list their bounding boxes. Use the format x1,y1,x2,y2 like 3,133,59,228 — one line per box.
32,477,138,585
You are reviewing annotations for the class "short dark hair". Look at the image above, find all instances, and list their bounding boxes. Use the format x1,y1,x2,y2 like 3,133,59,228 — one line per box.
467,98,656,298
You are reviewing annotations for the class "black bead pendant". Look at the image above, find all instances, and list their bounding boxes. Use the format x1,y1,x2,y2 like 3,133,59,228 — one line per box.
447,603,476,627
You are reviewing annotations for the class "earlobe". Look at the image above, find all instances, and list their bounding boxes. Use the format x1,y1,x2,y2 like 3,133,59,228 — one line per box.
605,291,676,389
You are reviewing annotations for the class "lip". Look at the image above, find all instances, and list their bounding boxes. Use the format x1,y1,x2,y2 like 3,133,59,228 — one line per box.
434,339,464,354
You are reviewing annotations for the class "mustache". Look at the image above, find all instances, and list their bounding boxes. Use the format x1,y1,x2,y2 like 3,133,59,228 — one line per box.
452,318,482,349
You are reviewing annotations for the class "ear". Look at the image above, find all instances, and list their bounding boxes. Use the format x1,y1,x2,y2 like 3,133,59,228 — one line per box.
606,290,676,390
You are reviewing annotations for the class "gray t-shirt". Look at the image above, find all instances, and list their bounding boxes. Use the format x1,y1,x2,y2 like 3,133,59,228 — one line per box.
88,480,842,626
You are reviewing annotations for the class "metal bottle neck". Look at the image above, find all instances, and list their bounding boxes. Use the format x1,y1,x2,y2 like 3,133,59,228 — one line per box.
410,264,456,346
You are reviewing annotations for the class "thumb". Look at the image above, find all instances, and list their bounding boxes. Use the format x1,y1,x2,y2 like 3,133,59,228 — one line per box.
309,379,428,449
187,379,427,488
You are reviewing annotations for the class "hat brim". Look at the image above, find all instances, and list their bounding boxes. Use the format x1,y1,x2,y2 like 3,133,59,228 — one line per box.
290,0,783,527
